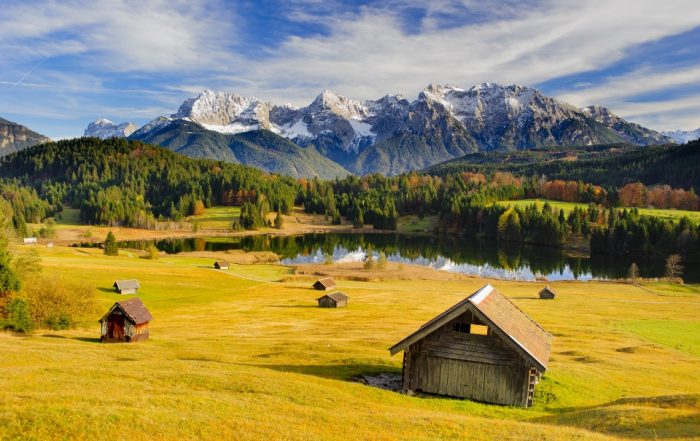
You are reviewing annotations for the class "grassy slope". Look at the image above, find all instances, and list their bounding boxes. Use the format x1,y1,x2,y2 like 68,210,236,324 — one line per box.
496,199,700,222
1,246,699,440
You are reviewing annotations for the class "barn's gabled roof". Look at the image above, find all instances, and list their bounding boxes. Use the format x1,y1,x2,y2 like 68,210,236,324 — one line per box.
388,284,553,371
215,260,230,267
113,279,140,290
100,297,153,325
317,291,348,302
539,286,556,296
314,277,336,288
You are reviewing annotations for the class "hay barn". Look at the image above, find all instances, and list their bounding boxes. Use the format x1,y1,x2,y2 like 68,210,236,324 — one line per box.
113,279,140,295
214,261,230,270
389,284,552,407
317,292,348,308
539,286,556,299
313,277,336,291
99,298,152,343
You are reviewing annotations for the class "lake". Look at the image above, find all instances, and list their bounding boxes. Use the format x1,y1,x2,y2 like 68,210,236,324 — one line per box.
104,233,697,282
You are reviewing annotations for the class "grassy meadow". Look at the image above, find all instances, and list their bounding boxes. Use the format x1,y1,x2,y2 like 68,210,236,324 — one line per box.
496,199,700,222
1,245,699,440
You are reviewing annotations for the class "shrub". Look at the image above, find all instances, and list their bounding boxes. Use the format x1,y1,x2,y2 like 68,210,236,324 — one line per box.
22,275,97,330
377,252,388,270
2,298,33,333
142,245,160,260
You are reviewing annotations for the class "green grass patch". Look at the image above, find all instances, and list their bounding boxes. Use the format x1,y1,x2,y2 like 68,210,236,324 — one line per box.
622,319,700,356
496,199,700,221
188,206,242,229
396,215,438,233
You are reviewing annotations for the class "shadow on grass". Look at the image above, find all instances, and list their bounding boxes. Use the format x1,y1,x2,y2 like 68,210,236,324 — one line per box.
97,287,116,294
267,304,317,308
72,337,102,343
534,394,700,439
251,363,400,381
42,334,67,339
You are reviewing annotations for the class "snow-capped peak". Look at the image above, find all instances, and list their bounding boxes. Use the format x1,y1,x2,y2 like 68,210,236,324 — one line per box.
84,118,138,139
309,89,369,120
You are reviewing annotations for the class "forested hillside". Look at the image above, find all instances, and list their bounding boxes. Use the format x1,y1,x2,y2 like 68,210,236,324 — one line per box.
427,141,700,189
0,138,300,228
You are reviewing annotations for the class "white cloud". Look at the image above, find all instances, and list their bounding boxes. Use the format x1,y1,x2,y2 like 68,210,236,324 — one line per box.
0,0,238,71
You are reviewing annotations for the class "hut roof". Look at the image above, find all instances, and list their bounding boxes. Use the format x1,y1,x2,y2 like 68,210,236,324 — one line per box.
315,277,336,288
113,279,140,290
317,291,348,302
388,284,552,371
539,286,556,296
215,260,230,267
100,297,153,325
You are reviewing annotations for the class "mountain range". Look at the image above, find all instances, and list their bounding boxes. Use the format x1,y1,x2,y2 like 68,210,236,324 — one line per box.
123,83,673,176
661,128,700,144
0,83,688,178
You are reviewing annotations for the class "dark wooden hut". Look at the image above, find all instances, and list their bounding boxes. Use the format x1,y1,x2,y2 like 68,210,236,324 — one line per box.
317,292,348,308
313,277,336,291
113,279,140,295
99,298,153,343
539,286,556,299
214,261,230,270
389,284,552,407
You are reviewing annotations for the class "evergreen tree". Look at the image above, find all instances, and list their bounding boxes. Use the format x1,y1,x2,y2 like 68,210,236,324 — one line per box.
274,212,283,229
103,231,119,256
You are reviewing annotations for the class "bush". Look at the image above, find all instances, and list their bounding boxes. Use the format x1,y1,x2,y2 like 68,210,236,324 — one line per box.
142,245,160,260
21,275,97,330
363,252,375,270
2,298,33,333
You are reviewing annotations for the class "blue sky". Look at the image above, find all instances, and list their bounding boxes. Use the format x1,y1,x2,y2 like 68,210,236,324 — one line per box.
1,0,699,139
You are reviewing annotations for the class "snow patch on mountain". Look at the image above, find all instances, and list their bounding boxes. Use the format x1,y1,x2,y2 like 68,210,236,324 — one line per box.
661,128,700,144
84,119,138,139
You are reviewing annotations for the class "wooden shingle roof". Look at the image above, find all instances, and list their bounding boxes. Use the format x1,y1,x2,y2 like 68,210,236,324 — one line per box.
113,279,140,290
317,292,348,302
100,297,153,325
389,284,553,371
315,277,336,288
215,260,230,267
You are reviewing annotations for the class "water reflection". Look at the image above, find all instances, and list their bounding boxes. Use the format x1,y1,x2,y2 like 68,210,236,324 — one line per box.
108,233,696,282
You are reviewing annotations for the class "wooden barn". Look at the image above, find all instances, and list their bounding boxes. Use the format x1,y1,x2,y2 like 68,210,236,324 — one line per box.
214,261,230,270
317,292,348,308
389,284,552,407
539,286,556,299
113,279,140,295
99,297,153,343
23,237,37,245
313,277,336,291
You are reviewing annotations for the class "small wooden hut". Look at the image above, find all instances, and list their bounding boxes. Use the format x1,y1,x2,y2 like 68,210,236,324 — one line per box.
113,279,140,295
317,292,348,308
23,237,37,245
99,297,153,343
539,286,556,299
389,284,552,407
313,277,336,291
214,261,230,270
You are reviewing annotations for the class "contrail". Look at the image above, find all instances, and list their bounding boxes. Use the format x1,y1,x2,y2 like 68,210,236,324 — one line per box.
13,56,48,88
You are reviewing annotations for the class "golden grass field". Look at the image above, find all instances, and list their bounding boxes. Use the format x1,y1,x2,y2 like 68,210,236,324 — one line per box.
1,244,699,440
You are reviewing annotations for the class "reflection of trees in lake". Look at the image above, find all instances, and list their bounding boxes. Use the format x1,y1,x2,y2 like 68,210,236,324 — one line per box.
118,233,698,282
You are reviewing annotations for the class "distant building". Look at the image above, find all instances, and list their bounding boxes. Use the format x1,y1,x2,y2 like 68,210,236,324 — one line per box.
113,279,140,295
46,243,54,248
23,237,37,245
317,292,348,308
389,284,552,407
99,297,152,343
214,261,230,270
539,286,556,299
313,277,336,291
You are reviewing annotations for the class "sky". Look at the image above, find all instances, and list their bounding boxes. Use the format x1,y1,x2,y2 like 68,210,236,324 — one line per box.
1,0,699,139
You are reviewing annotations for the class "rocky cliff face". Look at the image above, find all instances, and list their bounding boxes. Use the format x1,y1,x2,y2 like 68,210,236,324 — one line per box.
581,105,671,145
0,117,51,156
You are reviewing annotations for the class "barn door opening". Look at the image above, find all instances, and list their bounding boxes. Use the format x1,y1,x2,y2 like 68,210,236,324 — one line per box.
108,314,125,340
